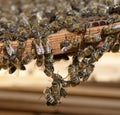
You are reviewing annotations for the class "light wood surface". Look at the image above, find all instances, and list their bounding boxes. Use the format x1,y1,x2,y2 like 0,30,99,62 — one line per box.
0,82,120,115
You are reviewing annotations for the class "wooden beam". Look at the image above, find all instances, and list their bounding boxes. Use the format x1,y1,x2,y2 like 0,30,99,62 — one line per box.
0,82,120,115
0,22,120,55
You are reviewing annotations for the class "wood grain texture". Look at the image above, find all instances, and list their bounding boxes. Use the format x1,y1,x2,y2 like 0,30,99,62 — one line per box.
0,22,120,56
0,82,120,115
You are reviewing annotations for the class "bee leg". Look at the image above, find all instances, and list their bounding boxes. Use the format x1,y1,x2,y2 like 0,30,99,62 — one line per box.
60,88,67,97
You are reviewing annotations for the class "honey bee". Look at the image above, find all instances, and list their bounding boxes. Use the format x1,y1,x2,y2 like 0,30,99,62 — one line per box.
64,15,76,29
60,39,71,52
44,81,67,106
101,0,113,6
48,21,62,33
107,14,120,24
81,45,95,58
30,41,37,59
101,35,115,52
68,22,87,35
44,59,54,77
70,36,80,48
83,33,102,43
51,81,67,101
79,58,91,69
30,25,40,39
9,53,26,74
52,73,70,87
109,4,120,15
2,54,9,70
29,14,38,26
2,39,17,73
16,39,26,60
22,53,32,65
44,87,57,106
111,40,120,52
89,48,103,63
79,64,95,81
44,43,54,77
55,11,66,27
0,17,9,29
0,28,5,36
101,24,120,38
80,7,92,17
18,13,31,30
32,38,44,67
33,39,44,55
68,64,80,86
15,26,29,42
60,35,80,52
44,41,52,54
70,0,84,12
3,38,26,73
7,22,18,34
72,53,80,66
52,73,63,83
97,5,108,17
39,17,49,27
3,39,15,57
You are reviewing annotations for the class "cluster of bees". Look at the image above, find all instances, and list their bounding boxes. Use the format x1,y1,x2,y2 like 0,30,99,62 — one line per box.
0,0,120,106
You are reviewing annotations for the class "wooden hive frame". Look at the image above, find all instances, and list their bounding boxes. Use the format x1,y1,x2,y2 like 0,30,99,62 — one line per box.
0,22,119,56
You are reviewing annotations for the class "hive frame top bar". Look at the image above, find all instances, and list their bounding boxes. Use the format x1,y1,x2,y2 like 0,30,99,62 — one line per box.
0,22,119,56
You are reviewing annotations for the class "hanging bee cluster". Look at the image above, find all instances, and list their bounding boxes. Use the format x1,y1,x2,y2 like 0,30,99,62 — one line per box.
0,0,120,106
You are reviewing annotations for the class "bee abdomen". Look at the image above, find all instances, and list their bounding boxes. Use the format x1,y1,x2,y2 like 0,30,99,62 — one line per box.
46,95,55,104
70,74,80,86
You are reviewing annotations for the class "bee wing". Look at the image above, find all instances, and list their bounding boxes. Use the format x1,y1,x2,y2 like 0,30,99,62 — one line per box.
6,44,14,56
35,43,45,55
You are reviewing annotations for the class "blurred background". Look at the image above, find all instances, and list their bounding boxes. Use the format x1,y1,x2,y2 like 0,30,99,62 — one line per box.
0,52,120,115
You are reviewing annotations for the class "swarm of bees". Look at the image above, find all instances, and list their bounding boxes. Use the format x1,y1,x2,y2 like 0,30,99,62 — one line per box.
0,0,120,106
